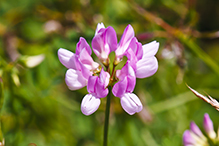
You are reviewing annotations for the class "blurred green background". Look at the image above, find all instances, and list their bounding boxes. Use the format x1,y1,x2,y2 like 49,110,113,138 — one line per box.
0,0,219,145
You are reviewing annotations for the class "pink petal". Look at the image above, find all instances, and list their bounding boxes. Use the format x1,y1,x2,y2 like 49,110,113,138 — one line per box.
183,130,196,145
92,26,117,60
65,69,87,90
117,63,135,80
113,63,136,96
190,121,204,138
125,50,138,71
128,37,143,60
58,48,77,69
120,93,143,115
79,48,99,70
116,25,135,58
106,26,117,52
81,94,101,115
112,77,128,98
99,69,110,88
203,113,216,139
87,76,98,93
91,34,102,58
136,56,158,78
87,70,109,98
76,37,92,55
95,79,109,98
126,76,136,93
142,41,159,58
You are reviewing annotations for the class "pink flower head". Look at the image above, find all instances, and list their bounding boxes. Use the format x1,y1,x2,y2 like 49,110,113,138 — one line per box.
92,25,117,62
58,23,159,116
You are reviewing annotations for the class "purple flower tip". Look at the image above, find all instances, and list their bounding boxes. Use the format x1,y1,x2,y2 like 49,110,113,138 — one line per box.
203,113,216,139
183,130,195,145
190,121,204,138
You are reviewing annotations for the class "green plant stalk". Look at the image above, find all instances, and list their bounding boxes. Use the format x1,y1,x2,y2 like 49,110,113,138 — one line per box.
103,86,111,146
0,77,4,143
0,77,3,110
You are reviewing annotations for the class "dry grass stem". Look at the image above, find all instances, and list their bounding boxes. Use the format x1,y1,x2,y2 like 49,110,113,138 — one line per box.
187,85,219,111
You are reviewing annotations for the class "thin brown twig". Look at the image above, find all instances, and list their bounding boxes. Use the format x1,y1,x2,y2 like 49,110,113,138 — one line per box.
187,85,219,111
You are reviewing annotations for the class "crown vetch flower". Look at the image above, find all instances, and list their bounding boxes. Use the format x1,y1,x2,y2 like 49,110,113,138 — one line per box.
112,63,143,115
58,23,159,115
183,113,219,146
81,69,110,115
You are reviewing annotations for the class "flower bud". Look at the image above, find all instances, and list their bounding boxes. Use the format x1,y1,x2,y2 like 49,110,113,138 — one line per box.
203,113,216,139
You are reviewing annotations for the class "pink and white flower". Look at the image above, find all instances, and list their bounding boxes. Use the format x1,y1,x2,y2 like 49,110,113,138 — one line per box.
183,113,218,146
112,63,143,115
58,23,159,115
81,69,110,115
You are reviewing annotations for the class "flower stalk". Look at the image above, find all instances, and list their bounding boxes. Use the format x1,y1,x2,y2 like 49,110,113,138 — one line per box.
0,77,4,145
103,86,111,146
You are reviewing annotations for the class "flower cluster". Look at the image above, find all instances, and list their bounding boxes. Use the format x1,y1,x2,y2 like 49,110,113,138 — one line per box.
183,113,219,146
58,23,159,115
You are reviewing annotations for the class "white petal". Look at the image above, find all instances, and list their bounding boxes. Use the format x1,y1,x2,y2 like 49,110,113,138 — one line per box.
142,41,159,58
95,23,105,36
81,94,101,115
58,48,76,69
120,93,143,115
65,69,87,90
136,57,158,78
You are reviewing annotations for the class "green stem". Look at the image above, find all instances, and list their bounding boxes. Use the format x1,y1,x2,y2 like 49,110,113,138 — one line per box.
0,77,4,143
0,77,3,110
103,86,111,146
